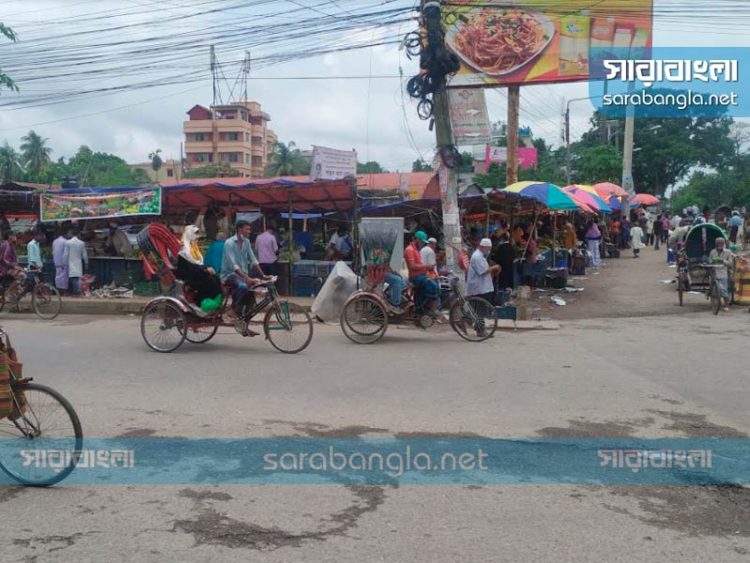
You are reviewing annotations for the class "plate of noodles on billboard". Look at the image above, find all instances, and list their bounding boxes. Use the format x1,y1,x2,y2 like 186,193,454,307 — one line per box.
443,0,654,87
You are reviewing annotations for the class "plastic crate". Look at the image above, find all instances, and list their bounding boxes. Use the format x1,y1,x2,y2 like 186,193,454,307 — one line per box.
133,281,161,297
292,260,336,278
493,306,517,320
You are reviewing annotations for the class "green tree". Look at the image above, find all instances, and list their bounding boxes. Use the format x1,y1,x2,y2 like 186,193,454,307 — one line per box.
0,142,22,183
20,130,52,182
357,161,385,174
184,162,241,179
0,23,18,92
574,145,622,184
411,158,432,172
264,141,309,176
149,149,163,174
132,168,153,185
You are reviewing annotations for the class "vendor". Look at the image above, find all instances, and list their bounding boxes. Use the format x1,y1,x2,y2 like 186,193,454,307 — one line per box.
325,226,353,261
106,221,132,256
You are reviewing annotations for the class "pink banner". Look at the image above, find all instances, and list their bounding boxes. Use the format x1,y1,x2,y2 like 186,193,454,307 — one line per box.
484,146,539,170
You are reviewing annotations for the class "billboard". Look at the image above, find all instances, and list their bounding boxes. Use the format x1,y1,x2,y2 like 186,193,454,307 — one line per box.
443,0,654,87
448,88,492,145
40,188,162,222
310,145,357,181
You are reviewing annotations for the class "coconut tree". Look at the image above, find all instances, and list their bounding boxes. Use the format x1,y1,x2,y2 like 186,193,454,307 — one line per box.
0,142,23,184
0,23,18,92
20,130,52,182
264,141,309,176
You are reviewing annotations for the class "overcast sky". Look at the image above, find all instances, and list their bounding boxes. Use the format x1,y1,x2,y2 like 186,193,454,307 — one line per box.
1,0,748,172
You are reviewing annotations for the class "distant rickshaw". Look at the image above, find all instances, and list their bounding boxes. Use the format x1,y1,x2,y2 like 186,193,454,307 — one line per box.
675,222,734,313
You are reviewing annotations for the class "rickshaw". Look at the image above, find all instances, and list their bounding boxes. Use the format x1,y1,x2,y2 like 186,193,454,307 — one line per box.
340,218,497,344
675,222,734,313
137,224,313,354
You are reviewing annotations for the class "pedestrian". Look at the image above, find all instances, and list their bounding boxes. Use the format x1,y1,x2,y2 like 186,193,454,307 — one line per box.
654,214,663,250
562,220,577,251
255,223,280,276
661,214,671,244
66,229,88,296
646,214,655,246
0,212,10,240
709,238,734,311
728,211,743,244
466,238,500,303
491,231,515,292
0,231,20,291
26,229,44,271
671,212,682,230
585,218,602,269
630,222,645,258
52,229,70,294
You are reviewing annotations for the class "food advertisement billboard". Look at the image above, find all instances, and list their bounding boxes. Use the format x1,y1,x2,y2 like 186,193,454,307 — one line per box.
443,0,654,87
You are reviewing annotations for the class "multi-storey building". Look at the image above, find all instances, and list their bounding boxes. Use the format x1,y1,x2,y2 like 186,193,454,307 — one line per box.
183,100,278,178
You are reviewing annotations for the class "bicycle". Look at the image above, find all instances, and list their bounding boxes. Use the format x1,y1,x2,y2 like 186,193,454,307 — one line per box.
0,326,82,486
0,269,62,320
140,275,314,354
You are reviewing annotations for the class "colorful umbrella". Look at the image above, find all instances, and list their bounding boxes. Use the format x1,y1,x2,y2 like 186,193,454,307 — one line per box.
631,193,660,207
501,181,580,211
563,186,613,213
592,182,629,198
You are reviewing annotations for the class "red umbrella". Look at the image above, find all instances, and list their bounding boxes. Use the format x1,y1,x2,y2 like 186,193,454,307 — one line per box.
631,193,660,207
592,182,628,198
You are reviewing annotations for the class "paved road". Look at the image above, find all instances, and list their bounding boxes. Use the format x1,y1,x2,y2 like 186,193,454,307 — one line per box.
1,308,749,562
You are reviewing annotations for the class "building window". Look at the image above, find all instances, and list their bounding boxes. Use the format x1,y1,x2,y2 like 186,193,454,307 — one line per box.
167,169,174,177
245,153,250,164
194,132,205,141
227,132,239,141
245,133,251,143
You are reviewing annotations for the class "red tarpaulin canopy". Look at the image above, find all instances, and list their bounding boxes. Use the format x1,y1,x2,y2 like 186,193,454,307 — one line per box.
159,177,355,213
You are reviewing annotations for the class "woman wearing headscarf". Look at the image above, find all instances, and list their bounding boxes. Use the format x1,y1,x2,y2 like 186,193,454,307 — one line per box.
174,225,223,312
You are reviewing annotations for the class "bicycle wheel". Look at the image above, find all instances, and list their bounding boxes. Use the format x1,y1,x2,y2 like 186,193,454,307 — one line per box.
31,284,61,320
711,281,722,315
450,296,497,342
263,301,313,354
140,300,186,353
0,383,83,486
340,295,388,344
185,323,219,344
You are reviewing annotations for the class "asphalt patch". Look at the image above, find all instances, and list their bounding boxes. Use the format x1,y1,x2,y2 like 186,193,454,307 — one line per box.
537,417,656,438
607,484,750,538
173,484,387,551
647,410,747,438
179,488,233,502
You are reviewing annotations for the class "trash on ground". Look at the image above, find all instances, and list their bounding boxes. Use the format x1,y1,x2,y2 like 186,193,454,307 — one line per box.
550,296,567,306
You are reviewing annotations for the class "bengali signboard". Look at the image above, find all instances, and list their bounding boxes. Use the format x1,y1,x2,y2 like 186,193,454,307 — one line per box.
443,0,654,87
448,88,492,145
310,145,357,181
40,188,162,222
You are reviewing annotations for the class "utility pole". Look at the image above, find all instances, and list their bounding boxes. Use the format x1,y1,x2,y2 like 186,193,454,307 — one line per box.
621,106,635,221
421,0,460,271
564,106,571,185
506,85,520,185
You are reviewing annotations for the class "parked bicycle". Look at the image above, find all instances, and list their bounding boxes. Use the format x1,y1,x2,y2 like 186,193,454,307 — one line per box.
0,269,62,320
0,326,82,486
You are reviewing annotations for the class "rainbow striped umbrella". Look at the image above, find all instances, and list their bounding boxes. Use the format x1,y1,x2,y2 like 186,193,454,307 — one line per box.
501,181,580,211
563,185,613,213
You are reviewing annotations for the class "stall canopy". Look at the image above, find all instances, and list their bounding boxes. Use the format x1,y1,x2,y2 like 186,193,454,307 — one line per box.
0,181,59,216
159,177,355,213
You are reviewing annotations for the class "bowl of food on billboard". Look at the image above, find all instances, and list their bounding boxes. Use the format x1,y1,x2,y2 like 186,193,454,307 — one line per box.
442,0,653,87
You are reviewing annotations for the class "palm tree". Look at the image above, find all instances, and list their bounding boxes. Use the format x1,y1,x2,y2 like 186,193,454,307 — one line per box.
20,130,52,182
0,23,18,92
149,149,163,174
264,141,309,177
0,142,23,184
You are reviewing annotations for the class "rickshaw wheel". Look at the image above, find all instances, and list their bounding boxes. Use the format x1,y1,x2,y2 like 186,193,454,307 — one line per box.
450,296,497,342
141,300,187,353
185,323,219,344
341,294,388,344
710,281,722,315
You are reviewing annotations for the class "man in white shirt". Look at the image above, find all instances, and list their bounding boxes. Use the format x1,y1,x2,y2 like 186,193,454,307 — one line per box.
420,237,438,279
66,229,88,296
466,238,499,302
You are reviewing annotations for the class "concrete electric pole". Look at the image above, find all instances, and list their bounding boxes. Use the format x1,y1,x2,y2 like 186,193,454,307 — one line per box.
421,1,461,271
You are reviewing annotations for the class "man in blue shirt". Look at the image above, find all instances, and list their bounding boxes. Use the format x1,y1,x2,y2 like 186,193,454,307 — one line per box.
221,220,265,316
26,230,44,270
728,211,743,244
